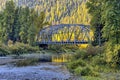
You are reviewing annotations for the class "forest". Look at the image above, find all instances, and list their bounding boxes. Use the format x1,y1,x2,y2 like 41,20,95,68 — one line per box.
0,0,90,24
0,0,120,80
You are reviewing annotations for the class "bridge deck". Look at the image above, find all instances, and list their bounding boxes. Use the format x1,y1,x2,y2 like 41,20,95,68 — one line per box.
36,41,88,44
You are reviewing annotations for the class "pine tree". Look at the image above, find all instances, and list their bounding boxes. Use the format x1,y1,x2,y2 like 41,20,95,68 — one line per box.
13,7,21,42
86,0,105,46
102,0,120,44
1,0,16,44
27,9,36,45
19,7,30,43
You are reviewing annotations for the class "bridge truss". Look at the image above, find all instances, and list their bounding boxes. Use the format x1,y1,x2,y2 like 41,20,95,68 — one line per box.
37,24,92,45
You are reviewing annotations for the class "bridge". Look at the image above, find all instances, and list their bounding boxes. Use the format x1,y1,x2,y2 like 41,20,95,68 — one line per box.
36,24,92,45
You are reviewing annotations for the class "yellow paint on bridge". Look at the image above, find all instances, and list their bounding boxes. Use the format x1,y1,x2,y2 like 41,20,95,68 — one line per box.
52,30,94,49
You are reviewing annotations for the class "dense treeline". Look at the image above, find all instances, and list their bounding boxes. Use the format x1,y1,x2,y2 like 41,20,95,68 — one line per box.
67,0,120,79
0,0,48,45
0,0,90,24
87,0,120,66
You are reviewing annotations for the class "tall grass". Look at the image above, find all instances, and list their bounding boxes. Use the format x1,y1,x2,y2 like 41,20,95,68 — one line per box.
0,42,40,56
0,42,10,56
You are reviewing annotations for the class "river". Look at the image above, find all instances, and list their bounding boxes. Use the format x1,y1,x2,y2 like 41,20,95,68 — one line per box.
0,56,78,80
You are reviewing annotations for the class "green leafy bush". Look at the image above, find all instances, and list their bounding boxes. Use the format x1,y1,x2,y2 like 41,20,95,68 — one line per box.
75,66,99,77
74,66,83,75
86,45,104,58
90,55,106,66
104,42,120,68
71,49,86,60
9,42,39,55
48,45,65,53
82,76,102,80
0,43,10,56
48,45,79,53
67,59,86,71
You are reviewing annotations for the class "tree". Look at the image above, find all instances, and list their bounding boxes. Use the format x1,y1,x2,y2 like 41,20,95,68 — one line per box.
27,9,37,45
34,12,49,38
101,0,120,67
2,0,16,44
86,0,105,46
0,12,5,42
102,0,120,44
0,0,50,45
12,7,21,42
19,7,30,43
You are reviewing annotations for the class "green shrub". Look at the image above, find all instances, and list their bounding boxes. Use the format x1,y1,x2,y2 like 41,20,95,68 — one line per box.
74,66,83,75
48,45,79,53
71,49,86,60
82,76,102,80
48,45,65,53
0,43,10,56
15,58,39,67
86,46,104,58
81,67,92,76
67,59,86,70
91,55,106,66
103,43,120,68
81,66,99,77
9,42,39,55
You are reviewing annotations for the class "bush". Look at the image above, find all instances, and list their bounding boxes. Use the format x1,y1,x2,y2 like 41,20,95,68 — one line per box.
48,45,79,53
9,42,39,55
77,66,99,77
48,45,65,53
86,45,103,58
82,76,102,80
71,49,86,60
74,66,83,75
104,42,120,68
0,43,10,56
67,59,86,71
91,55,106,66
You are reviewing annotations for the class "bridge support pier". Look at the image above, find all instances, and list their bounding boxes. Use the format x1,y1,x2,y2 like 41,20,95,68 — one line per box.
39,44,48,49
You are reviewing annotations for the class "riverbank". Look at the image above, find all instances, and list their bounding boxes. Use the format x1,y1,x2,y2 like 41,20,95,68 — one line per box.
0,54,80,80
0,62,73,80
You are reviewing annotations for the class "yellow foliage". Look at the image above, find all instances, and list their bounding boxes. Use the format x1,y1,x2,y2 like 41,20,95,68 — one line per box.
104,43,120,64
61,1,90,25
8,40,13,47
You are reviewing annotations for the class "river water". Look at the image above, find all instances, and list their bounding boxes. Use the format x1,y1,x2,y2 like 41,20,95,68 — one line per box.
0,62,75,80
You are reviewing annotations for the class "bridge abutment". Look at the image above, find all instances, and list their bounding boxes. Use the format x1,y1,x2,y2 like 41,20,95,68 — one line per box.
39,44,48,49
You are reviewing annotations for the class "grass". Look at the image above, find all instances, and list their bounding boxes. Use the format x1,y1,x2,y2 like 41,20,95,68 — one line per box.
81,76,102,80
66,45,120,80
15,58,39,67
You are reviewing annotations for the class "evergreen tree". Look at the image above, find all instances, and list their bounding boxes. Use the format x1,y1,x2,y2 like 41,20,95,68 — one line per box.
13,7,21,42
35,12,49,36
27,9,37,45
101,0,120,66
19,7,30,43
2,0,16,44
86,0,105,46
0,13,5,42
102,0,120,44
0,0,49,45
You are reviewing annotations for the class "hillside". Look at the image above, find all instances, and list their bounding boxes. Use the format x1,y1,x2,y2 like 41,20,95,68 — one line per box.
0,0,90,24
